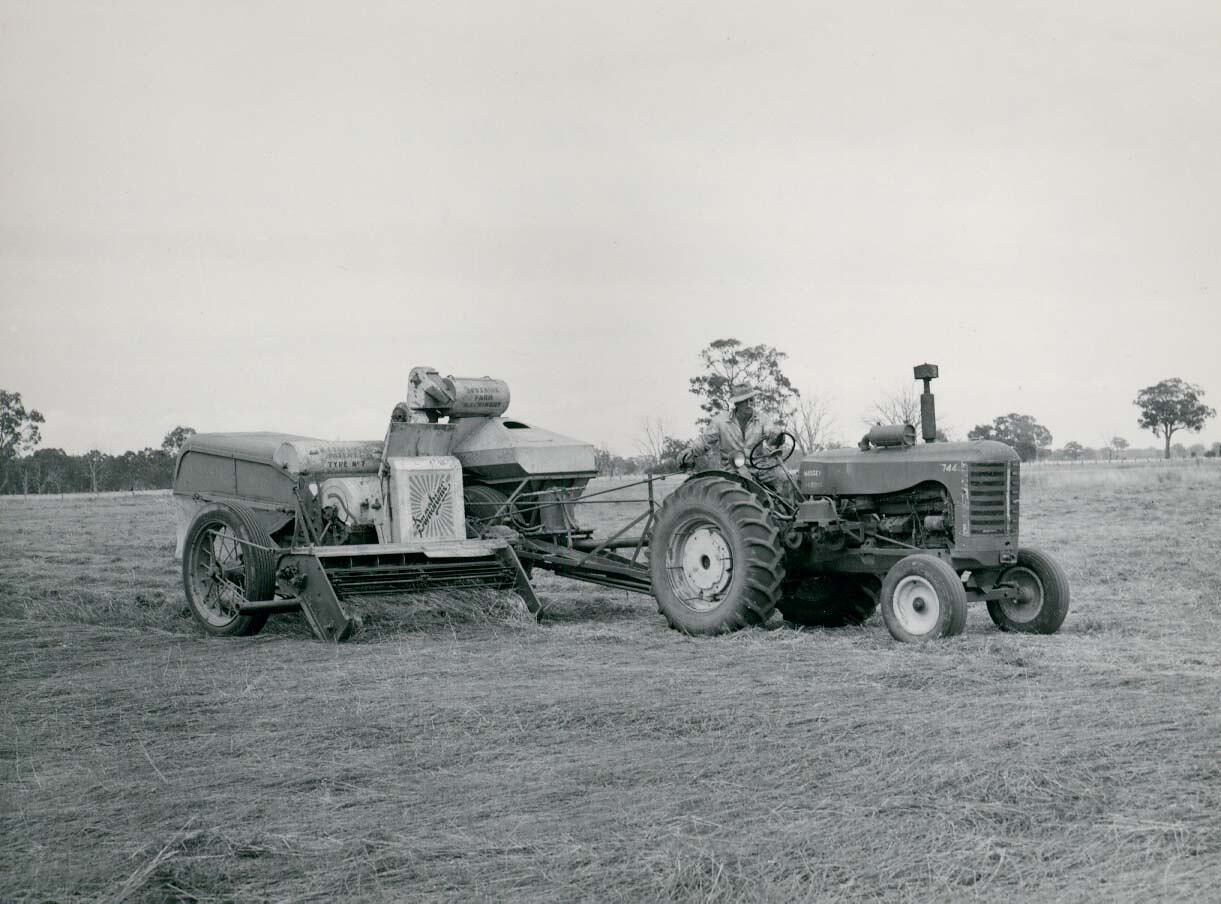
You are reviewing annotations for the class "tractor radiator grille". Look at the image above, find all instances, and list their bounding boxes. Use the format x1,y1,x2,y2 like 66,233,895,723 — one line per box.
321,552,516,598
964,462,1019,536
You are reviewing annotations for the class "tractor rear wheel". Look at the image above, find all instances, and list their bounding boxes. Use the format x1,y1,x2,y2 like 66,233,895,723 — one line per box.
880,554,967,643
648,477,785,634
986,547,1070,634
779,574,879,627
182,503,277,637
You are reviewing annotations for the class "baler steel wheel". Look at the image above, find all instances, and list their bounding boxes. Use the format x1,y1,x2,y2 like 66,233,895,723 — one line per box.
182,503,277,637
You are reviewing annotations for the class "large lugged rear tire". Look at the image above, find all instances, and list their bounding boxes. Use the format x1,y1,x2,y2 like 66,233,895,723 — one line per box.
182,503,277,637
779,575,879,627
986,547,1070,634
648,477,785,634
880,554,968,643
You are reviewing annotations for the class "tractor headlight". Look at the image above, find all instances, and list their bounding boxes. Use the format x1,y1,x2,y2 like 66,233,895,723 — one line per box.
733,452,746,468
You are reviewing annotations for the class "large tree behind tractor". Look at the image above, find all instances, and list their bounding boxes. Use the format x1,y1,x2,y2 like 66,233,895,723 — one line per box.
173,363,1068,643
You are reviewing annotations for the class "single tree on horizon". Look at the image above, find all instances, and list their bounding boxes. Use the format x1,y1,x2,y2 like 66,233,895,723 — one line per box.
968,414,1052,462
688,338,799,424
1134,379,1215,460
161,425,197,457
0,389,46,494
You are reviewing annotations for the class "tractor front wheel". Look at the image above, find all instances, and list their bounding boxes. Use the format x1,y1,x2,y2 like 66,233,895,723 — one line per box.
880,554,967,643
648,477,785,634
986,547,1070,634
182,503,277,637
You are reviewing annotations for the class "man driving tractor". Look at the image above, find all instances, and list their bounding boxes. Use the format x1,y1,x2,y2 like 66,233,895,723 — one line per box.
679,386,791,492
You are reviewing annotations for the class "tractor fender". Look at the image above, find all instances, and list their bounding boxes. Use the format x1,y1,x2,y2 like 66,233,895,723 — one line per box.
685,468,775,501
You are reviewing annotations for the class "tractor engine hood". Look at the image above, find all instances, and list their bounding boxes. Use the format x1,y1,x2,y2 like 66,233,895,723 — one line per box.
798,440,1019,496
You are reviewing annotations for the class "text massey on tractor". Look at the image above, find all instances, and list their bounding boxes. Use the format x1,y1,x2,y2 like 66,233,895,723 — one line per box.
172,363,1068,643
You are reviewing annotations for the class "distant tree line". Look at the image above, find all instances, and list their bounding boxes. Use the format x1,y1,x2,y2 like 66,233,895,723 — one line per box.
1039,440,1219,462
0,392,196,494
4,364,1217,490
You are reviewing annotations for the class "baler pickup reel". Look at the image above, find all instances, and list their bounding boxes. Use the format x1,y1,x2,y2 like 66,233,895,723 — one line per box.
274,442,538,641
271,540,536,643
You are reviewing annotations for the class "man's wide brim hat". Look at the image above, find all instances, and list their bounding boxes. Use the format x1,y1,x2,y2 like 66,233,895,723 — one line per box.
729,387,759,405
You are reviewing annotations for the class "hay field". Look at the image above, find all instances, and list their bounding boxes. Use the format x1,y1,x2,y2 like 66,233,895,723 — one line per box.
1,466,1220,902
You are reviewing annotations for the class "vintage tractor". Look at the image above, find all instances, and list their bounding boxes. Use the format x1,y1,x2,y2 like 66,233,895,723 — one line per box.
173,363,1067,644
647,364,1070,641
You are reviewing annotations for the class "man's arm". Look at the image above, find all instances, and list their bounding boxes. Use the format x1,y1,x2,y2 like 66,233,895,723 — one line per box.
679,420,722,469
688,419,722,457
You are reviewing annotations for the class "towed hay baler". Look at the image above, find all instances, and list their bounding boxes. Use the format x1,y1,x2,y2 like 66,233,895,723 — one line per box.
173,366,652,641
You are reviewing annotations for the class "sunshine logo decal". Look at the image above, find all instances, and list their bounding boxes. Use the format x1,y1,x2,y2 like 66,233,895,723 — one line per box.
413,480,451,535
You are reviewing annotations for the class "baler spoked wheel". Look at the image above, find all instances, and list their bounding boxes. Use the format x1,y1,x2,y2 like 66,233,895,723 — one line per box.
182,503,277,637
987,547,1070,634
648,477,785,634
779,574,879,628
879,554,968,643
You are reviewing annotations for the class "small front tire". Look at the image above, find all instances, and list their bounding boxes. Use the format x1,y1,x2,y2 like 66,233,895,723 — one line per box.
986,547,1070,634
880,554,968,643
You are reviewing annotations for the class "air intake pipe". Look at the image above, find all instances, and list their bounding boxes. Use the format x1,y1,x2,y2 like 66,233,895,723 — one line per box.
914,363,939,443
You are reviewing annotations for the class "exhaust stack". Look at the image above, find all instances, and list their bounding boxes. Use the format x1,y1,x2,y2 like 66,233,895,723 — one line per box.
913,363,939,443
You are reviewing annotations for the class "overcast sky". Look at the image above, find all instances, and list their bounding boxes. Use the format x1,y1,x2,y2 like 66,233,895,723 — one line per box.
2,0,1219,456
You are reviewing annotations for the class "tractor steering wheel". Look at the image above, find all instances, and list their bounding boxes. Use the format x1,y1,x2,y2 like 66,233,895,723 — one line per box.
748,432,797,471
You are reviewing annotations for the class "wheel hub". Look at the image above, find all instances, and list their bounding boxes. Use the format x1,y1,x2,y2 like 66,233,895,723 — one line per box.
667,523,733,611
891,575,941,635
998,566,1044,623
191,525,247,627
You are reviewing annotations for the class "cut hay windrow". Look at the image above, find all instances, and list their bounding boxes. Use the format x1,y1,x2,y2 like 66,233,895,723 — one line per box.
337,588,538,638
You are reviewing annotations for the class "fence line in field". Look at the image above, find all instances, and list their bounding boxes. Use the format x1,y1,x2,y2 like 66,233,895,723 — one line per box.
1024,457,1221,469
0,488,172,502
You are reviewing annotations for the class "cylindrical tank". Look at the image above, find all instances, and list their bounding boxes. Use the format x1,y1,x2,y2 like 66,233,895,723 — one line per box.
272,440,383,475
406,366,511,417
446,377,510,417
867,424,917,448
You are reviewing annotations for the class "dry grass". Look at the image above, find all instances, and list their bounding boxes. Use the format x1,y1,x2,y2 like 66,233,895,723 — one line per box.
1,470,1220,902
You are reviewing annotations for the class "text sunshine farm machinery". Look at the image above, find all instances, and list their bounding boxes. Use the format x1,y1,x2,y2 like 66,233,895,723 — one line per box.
173,364,1068,643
